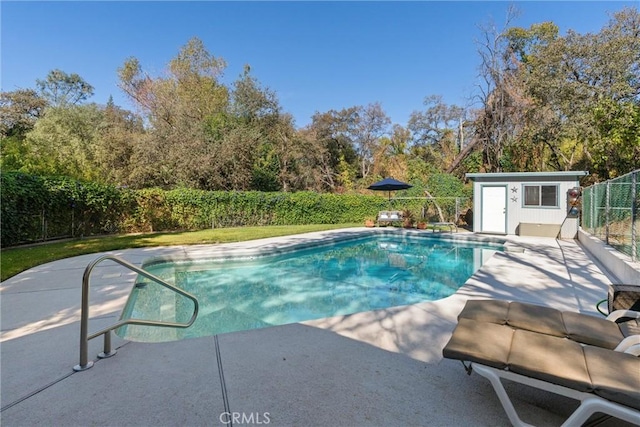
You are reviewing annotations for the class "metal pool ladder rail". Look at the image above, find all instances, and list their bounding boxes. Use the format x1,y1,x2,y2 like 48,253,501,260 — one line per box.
74,255,199,372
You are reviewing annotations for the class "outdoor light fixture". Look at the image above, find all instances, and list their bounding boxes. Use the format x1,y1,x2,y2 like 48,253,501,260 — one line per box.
567,187,582,218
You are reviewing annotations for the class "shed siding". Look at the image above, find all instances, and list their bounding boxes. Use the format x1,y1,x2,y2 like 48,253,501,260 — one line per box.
470,174,584,238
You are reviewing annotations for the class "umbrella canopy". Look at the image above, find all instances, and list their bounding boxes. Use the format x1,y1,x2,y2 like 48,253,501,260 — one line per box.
367,177,413,192
367,178,413,205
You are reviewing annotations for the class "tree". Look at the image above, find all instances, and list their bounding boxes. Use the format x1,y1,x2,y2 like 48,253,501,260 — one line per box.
372,124,410,180
228,65,297,191
304,108,360,191
36,69,94,107
352,102,391,180
0,89,48,138
23,104,103,180
505,21,559,66
294,126,332,192
408,95,463,146
206,120,262,191
301,103,390,189
510,7,640,177
93,97,145,185
231,65,280,123
118,37,230,188
590,99,640,178
265,113,304,192
472,6,532,172
408,95,466,172
1,74,144,184
119,37,228,126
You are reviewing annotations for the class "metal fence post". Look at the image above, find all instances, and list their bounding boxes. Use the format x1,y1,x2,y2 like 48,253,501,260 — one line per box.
632,171,637,262
41,209,46,242
605,181,610,245
590,185,595,232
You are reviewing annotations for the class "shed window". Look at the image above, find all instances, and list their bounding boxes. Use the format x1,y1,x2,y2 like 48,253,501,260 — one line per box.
524,185,558,207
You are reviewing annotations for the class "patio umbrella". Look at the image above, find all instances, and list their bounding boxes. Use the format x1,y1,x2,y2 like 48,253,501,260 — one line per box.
367,177,413,206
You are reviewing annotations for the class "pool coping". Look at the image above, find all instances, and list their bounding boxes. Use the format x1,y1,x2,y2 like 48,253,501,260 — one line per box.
141,227,514,269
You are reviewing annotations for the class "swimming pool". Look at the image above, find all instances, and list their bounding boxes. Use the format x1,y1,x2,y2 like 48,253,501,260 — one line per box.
117,234,502,342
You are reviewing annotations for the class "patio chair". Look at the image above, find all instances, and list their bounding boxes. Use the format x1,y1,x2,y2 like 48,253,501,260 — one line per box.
377,210,403,226
442,299,640,427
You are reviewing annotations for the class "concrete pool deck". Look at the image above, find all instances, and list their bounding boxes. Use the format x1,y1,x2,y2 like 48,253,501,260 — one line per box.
0,228,633,426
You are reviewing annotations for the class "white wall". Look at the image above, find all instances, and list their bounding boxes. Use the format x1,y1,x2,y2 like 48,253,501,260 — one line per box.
472,175,581,238
578,229,640,284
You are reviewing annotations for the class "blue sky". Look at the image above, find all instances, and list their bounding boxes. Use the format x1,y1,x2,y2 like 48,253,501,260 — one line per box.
2,1,636,128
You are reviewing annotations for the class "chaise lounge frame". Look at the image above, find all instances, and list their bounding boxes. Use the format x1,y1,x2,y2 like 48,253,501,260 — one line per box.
468,362,639,427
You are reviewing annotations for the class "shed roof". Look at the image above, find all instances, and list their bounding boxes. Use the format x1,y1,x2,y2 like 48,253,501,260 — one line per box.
466,171,588,180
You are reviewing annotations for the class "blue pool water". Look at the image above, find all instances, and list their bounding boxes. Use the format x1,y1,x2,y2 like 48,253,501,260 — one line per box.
118,235,502,342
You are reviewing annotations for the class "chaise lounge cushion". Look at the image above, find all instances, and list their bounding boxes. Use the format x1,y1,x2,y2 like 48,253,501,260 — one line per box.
506,302,566,337
442,318,513,369
458,299,627,349
507,330,592,392
584,345,640,410
459,299,567,336
561,311,624,349
456,299,510,323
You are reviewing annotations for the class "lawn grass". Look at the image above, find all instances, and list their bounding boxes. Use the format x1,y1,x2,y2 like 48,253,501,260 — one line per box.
1,223,359,281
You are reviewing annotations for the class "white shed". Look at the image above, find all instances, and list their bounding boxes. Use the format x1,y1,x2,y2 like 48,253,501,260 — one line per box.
466,171,588,239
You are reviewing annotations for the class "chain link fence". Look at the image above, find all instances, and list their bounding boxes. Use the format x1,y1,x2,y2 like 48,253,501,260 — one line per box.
7,208,119,246
582,170,639,261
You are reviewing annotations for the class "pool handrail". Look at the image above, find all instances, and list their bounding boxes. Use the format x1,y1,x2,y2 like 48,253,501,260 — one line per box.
74,254,199,372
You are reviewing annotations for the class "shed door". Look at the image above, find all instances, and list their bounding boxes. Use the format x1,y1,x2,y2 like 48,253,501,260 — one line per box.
481,186,507,234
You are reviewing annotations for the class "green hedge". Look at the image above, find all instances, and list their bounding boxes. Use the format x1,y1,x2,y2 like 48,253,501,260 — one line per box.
1,172,470,247
132,188,392,231
1,172,134,246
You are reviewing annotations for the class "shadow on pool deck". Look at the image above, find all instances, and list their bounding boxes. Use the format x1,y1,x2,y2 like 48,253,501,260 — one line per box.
0,229,629,426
